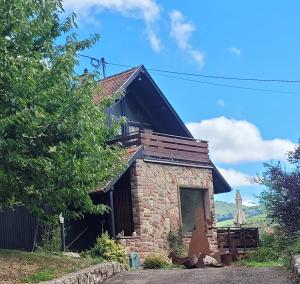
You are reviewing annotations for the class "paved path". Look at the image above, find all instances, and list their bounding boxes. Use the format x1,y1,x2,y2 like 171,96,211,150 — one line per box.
105,266,299,284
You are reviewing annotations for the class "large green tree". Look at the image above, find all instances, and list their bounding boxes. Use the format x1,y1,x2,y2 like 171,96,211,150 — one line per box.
256,142,300,235
0,0,124,222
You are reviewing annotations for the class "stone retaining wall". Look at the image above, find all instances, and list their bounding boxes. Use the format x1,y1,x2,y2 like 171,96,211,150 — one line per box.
292,254,300,276
42,262,124,284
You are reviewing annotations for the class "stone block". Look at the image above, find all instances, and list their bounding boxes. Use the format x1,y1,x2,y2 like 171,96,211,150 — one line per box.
42,262,124,284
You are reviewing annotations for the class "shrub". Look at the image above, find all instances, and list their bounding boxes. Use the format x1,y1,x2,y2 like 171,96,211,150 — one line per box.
247,231,282,262
167,227,187,257
38,224,61,253
281,232,300,267
89,232,129,269
245,228,296,265
247,246,277,262
143,253,169,269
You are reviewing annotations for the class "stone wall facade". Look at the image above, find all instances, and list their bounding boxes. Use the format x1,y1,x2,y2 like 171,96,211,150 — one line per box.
117,159,218,260
43,262,124,284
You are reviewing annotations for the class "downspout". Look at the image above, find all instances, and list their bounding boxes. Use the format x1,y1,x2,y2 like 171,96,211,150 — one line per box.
109,186,116,239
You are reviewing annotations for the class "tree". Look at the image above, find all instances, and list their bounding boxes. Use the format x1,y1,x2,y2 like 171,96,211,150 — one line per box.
0,0,124,222
256,142,300,235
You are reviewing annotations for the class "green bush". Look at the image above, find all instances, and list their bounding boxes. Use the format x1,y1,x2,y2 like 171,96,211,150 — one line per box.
245,228,299,266
38,225,61,253
281,232,300,267
247,246,277,262
167,227,187,257
143,254,169,269
247,232,281,262
89,232,129,269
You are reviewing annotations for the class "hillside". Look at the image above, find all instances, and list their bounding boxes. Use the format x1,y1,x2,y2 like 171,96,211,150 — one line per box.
215,201,269,232
217,214,266,226
215,201,263,222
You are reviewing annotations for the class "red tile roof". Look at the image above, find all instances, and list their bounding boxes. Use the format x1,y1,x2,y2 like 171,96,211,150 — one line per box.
95,67,139,102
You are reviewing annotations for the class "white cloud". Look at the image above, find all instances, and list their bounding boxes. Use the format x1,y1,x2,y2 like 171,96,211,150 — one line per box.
217,99,225,107
186,116,295,164
169,10,204,68
147,29,162,52
63,0,162,52
227,46,241,56
243,200,258,207
189,50,205,67
218,168,252,187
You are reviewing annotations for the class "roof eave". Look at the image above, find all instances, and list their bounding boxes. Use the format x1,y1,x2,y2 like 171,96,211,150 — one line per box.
90,146,144,194
210,160,232,194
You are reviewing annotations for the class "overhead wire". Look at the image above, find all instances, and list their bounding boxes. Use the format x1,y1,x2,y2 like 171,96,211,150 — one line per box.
77,54,300,83
150,73,300,95
77,53,300,94
105,61,300,84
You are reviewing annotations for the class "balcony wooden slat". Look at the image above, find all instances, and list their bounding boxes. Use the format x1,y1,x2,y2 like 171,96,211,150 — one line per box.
144,147,210,164
141,139,209,154
143,146,209,162
107,131,211,165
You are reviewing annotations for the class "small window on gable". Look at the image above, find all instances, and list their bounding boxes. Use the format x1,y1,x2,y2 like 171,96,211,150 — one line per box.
179,187,205,233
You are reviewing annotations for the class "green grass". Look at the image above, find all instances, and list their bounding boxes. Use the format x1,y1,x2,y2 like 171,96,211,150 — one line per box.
216,214,269,232
236,259,282,268
216,218,234,227
164,263,186,269
0,249,104,283
21,270,54,283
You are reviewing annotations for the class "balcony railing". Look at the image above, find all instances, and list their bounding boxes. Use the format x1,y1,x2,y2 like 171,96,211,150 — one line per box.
106,131,210,165
216,227,259,252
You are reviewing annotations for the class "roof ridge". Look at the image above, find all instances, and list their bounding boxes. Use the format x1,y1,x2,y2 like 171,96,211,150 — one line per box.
101,66,140,82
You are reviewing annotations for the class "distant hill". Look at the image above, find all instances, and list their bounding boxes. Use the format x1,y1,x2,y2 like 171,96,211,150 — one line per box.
217,214,269,232
215,201,269,232
215,201,263,222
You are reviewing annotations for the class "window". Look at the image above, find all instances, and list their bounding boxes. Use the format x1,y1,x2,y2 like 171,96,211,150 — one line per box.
127,121,153,134
128,124,140,133
179,188,205,232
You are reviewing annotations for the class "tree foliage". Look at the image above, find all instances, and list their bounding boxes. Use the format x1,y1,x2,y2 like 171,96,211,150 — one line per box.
0,0,124,222
256,142,300,235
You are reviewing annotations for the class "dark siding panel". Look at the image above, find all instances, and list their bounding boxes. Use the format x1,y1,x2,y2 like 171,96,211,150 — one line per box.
0,207,38,251
66,193,110,251
114,170,134,236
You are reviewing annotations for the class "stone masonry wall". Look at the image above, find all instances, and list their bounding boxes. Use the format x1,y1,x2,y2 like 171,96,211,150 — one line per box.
42,262,124,284
117,159,218,260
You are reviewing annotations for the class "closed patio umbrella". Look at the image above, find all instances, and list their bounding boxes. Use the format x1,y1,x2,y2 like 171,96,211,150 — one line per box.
234,190,246,227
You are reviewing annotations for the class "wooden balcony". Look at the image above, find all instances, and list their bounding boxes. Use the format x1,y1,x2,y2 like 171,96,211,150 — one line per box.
106,131,210,165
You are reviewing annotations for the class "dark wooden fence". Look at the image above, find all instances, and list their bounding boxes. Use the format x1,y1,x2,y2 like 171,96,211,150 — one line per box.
0,206,39,251
216,227,259,252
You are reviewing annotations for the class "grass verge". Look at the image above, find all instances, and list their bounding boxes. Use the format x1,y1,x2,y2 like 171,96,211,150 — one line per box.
0,249,104,283
235,259,282,268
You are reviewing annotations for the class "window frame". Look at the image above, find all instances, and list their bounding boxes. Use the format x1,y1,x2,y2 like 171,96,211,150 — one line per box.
177,186,208,234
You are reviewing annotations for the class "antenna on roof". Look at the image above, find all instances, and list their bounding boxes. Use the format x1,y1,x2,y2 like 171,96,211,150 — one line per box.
101,58,106,79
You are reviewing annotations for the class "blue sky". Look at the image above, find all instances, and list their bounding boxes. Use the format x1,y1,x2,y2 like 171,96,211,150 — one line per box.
63,0,300,205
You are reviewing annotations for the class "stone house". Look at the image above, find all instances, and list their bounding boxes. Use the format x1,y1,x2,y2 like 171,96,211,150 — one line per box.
0,65,231,256
89,65,232,259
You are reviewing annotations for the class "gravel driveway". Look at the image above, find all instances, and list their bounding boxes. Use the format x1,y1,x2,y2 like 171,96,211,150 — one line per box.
105,266,299,284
